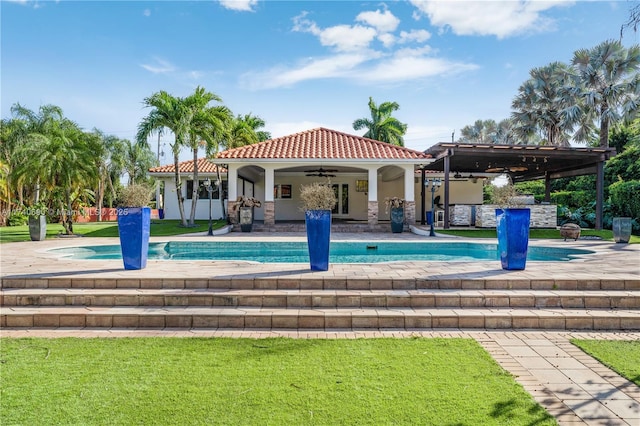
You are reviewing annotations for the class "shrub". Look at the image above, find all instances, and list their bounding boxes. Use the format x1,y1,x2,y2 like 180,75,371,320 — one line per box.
117,184,153,207
299,181,336,211
609,180,640,219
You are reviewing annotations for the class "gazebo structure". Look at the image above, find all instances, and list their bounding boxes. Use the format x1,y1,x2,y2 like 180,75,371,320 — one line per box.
421,143,616,230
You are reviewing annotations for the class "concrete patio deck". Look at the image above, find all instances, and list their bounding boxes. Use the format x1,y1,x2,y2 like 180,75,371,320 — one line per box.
1,231,639,425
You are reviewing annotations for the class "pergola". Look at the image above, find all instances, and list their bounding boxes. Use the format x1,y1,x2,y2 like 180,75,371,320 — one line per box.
421,143,616,230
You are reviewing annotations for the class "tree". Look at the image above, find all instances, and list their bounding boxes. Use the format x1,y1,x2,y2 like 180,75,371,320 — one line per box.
137,90,193,227
566,40,640,148
182,88,230,226
352,97,407,146
11,104,97,234
458,119,517,144
219,113,272,152
123,139,157,186
511,62,576,146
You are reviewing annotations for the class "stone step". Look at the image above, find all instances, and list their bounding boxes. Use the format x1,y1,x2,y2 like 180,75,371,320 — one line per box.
3,289,640,309
2,306,639,330
3,277,639,291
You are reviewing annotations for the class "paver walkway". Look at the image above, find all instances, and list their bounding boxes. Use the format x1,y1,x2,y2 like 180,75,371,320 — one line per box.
2,328,638,425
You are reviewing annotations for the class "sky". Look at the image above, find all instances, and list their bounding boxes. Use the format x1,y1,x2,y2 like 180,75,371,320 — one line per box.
2,0,638,164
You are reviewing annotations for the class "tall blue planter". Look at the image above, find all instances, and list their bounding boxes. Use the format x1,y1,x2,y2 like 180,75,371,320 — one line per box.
390,207,404,233
117,206,151,270
305,209,331,271
495,208,530,271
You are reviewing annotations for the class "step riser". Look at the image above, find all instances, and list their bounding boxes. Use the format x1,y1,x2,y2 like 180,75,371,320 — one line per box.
3,294,639,309
3,279,639,291
3,313,639,330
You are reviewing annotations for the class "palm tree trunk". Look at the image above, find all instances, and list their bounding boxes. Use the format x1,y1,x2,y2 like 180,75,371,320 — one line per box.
173,150,188,227
188,148,199,226
97,173,105,222
599,114,609,148
65,188,74,234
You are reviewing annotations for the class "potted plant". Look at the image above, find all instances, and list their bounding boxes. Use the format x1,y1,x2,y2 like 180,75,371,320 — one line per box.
231,196,262,232
299,181,337,271
490,176,530,271
612,217,632,243
27,201,48,241
117,184,153,270
385,197,405,233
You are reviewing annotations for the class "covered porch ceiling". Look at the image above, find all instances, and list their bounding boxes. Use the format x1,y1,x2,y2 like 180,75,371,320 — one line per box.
422,143,615,182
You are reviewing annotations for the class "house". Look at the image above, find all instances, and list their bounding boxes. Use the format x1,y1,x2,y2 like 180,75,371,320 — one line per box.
148,127,485,228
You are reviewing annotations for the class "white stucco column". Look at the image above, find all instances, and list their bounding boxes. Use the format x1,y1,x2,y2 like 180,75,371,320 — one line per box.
227,164,238,201
367,167,378,202
263,166,275,225
403,165,415,202
367,167,379,227
264,167,275,202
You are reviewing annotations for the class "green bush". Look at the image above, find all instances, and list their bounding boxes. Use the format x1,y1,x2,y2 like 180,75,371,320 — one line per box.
609,180,640,235
551,190,592,208
7,207,28,226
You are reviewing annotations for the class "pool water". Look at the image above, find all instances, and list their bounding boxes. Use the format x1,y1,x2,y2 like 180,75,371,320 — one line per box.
50,241,594,263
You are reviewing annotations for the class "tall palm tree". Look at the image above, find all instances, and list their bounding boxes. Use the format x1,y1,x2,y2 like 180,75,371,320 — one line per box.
137,90,192,226
182,88,230,226
511,62,576,146
352,97,408,146
566,39,640,148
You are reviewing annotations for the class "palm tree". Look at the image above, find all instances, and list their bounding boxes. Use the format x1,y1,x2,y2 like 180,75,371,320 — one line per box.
123,139,157,186
137,90,192,226
182,88,230,226
12,106,97,234
566,40,640,148
353,97,408,146
511,62,576,146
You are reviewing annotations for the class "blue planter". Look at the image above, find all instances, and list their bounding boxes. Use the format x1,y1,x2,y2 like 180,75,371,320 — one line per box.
495,208,530,271
305,210,331,271
117,206,151,270
390,207,404,233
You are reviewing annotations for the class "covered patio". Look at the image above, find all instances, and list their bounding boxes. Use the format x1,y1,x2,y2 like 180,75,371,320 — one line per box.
421,143,616,229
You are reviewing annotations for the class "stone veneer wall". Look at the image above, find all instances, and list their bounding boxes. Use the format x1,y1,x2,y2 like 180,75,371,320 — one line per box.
263,201,275,225
368,201,378,227
476,204,557,228
404,201,416,225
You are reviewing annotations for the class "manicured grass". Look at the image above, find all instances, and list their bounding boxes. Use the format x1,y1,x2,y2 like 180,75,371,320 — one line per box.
0,338,556,425
0,220,226,243
571,340,640,387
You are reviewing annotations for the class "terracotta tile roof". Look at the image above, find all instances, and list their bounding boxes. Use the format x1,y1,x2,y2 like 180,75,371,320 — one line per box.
217,127,430,160
149,158,226,174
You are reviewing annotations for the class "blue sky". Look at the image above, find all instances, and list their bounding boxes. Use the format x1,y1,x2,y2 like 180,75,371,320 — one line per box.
2,0,637,163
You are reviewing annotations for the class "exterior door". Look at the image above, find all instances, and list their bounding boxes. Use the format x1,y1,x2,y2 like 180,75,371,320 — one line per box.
332,184,349,217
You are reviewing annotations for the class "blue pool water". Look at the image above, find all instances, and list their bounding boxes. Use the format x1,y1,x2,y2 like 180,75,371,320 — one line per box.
49,241,593,263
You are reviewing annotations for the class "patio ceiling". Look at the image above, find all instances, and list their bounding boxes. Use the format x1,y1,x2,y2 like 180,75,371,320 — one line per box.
422,143,615,182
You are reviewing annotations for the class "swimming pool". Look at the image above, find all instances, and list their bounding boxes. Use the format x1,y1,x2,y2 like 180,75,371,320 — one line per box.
49,241,594,263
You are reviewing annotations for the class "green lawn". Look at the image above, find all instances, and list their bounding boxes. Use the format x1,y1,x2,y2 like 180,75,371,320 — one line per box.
571,340,640,387
0,338,556,425
0,220,227,243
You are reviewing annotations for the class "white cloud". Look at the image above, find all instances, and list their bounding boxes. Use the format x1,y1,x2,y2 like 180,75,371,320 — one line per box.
356,9,400,33
219,0,258,12
140,57,176,74
293,13,377,52
143,9,151,17
399,29,431,44
240,52,377,89
377,33,396,48
358,55,478,83
409,0,573,39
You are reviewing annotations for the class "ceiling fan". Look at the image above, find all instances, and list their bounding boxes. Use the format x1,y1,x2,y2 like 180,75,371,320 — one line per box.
305,167,338,177
485,165,528,173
